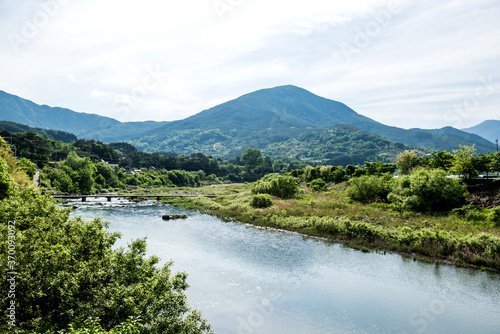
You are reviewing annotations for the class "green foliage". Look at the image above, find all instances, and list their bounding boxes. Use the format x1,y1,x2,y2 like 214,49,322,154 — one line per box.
488,207,500,227
0,164,213,333
17,158,37,178
309,178,327,191
388,169,468,212
0,121,77,143
431,151,455,171
364,161,397,176
303,165,346,183
345,175,392,203
251,175,299,199
242,148,263,172
396,149,419,175
251,194,273,208
0,157,14,199
264,124,408,165
452,145,479,179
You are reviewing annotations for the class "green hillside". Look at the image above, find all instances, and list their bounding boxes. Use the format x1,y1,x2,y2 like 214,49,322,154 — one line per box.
0,120,77,143
264,124,410,165
131,85,497,156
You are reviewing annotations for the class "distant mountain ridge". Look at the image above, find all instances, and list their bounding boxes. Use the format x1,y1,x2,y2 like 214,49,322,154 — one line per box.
0,86,497,158
0,90,120,137
0,120,77,143
462,120,499,145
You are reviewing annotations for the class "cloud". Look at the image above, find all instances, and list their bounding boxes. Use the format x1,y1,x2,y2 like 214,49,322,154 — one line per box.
90,89,107,99
0,0,499,129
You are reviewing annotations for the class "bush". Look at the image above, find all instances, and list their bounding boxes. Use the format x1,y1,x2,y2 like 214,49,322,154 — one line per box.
251,194,273,208
251,175,299,199
345,175,392,203
488,207,500,227
309,178,327,191
388,169,468,212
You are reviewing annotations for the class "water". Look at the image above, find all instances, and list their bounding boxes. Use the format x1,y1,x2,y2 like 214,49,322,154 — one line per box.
68,199,500,334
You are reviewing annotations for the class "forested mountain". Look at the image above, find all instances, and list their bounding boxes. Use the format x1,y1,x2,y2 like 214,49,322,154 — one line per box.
131,85,496,156
130,85,380,156
462,120,500,144
0,120,77,143
264,124,410,165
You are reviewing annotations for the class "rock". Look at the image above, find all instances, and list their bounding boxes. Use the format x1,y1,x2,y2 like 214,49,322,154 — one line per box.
162,213,188,220
73,206,79,209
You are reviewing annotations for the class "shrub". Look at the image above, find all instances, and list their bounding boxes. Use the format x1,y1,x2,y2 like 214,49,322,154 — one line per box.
488,207,500,227
309,178,327,191
345,175,392,203
388,169,468,212
251,175,299,199
251,194,273,208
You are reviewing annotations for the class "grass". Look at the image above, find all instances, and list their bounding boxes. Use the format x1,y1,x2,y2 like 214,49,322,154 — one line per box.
117,182,500,271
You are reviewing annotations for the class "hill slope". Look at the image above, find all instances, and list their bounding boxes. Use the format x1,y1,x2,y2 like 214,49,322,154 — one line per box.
462,120,499,144
132,85,497,156
131,85,381,155
0,120,77,143
264,124,410,165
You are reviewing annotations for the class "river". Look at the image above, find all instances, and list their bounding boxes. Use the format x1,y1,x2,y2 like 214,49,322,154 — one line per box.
68,199,500,334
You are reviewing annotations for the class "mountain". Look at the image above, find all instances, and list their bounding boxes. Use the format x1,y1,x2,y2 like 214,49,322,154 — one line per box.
0,120,77,143
79,121,170,142
131,85,497,156
462,120,499,145
131,85,381,155
411,126,494,146
264,124,410,165
0,90,120,137
0,86,496,158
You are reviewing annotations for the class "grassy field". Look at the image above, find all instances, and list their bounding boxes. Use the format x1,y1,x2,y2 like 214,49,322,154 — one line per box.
119,182,500,271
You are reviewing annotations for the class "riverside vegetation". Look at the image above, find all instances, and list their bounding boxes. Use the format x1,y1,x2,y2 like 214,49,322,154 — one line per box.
156,148,500,272
0,136,213,333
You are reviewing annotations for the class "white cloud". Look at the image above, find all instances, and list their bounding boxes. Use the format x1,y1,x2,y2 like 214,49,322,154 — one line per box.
0,0,499,129
90,89,107,98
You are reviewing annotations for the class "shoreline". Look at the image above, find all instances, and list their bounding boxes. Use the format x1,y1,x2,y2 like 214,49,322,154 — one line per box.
150,185,500,273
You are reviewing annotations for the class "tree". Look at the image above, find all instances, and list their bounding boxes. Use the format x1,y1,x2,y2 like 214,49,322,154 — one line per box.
0,147,213,334
431,151,455,171
452,145,478,179
388,169,468,212
396,149,419,175
241,148,263,172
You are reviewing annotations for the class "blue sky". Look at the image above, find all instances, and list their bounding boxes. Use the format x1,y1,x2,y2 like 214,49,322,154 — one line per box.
0,0,499,129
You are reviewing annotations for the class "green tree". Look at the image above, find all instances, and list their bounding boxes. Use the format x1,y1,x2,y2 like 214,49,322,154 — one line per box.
431,151,455,171
17,158,37,178
452,145,479,179
396,149,418,175
0,149,213,334
241,148,263,172
388,169,468,212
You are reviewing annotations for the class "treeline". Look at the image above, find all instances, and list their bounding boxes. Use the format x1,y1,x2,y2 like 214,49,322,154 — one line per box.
289,146,500,185
0,121,77,143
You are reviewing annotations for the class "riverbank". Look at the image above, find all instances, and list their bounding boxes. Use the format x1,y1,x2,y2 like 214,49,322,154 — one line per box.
120,182,500,271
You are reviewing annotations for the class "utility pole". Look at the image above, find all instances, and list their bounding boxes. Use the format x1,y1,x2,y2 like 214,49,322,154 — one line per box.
497,138,499,153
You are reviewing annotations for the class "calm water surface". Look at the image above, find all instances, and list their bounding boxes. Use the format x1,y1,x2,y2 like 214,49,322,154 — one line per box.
69,199,500,334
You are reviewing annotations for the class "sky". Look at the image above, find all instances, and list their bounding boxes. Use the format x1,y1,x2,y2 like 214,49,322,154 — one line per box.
0,0,499,129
